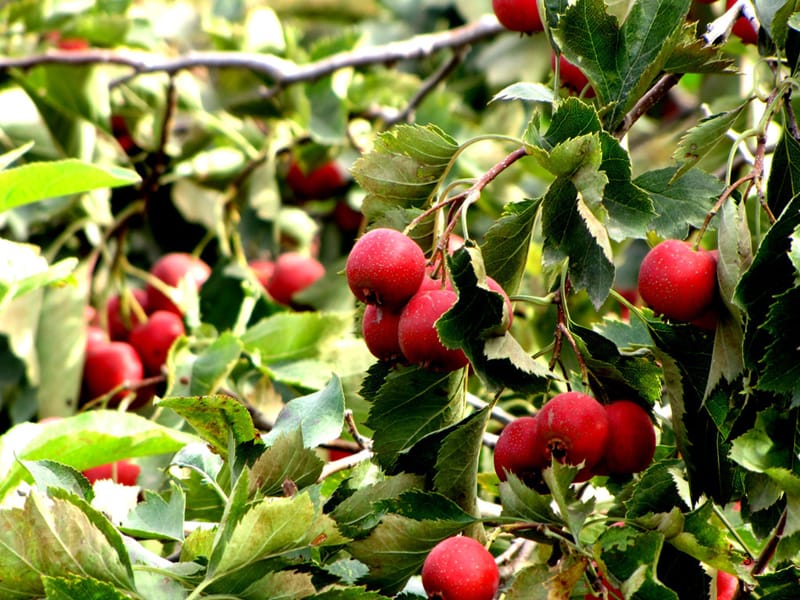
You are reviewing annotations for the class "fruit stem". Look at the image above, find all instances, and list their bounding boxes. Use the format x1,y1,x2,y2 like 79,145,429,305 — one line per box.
711,503,756,563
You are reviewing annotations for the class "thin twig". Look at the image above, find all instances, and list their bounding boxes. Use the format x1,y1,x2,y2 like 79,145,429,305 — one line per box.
0,16,504,92
615,73,683,139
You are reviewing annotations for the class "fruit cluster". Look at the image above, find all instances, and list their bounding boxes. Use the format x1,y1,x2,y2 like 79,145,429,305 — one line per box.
82,252,210,407
637,239,719,328
493,392,657,485
345,228,512,372
250,251,325,308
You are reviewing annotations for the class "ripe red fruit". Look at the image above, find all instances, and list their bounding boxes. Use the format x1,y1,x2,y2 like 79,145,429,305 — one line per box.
85,325,109,354
493,416,546,482
398,289,469,372
266,252,325,306
345,228,426,310
82,459,141,486
716,570,738,600
106,288,149,341
492,0,544,34
286,160,346,200
82,341,144,405
250,259,275,289
536,391,610,482
421,536,500,600
597,401,656,475
727,0,758,45
552,53,594,97
128,310,186,375
146,253,211,316
362,305,404,361
637,239,718,322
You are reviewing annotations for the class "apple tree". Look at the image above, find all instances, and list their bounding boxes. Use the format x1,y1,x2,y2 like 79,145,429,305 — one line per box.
0,0,798,598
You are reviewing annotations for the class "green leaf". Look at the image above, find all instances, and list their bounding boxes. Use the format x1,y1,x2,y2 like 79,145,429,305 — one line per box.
0,160,139,212
0,141,33,170
542,177,615,307
308,75,348,144
237,569,317,599
158,394,258,459
248,429,324,497
241,311,353,364
0,239,78,310
668,502,748,574
437,247,552,392
346,514,468,594
490,82,554,104
0,489,134,599
553,0,692,130
352,123,458,225
663,21,736,73
671,104,748,182
593,526,679,600
480,198,540,294
767,130,800,217
209,491,348,580
19,458,94,501
331,472,424,539
542,460,595,540
635,167,723,239
363,364,466,471
42,576,131,600
167,332,244,397
626,459,690,519
309,586,391,599
499,474,560,525
262,374,345,448
120,481,186,542
0,411,199,503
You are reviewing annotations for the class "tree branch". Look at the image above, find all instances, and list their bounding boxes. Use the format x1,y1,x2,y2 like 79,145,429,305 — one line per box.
0,16,503,91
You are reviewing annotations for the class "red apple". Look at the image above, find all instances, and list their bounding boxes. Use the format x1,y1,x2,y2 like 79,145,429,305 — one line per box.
265,252,325,307
146,253,211,316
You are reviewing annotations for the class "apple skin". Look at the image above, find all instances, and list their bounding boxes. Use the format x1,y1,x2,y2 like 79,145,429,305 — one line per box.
397,289,469,372
421,535,500,600
637,239,718,322
345,228,426,310
362,305,404,361
265,252,325,307
716,570,738,600
492,0,544,34
249,259,275,289
286,160,346,200
82,341,144,405
595,400,657,476
146,253,211,316
493,416,546,482
128,310,186,375
106,288,149,341
82,459,140,486
536,391,610,482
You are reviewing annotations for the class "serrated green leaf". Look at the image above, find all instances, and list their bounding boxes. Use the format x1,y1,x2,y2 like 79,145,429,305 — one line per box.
668,502,748,574
309,586,392,599
364,365,466,470
120,481,186,542
671,104,748,182
248,429,324,497
542,177,615,307
42,575,130,600
0,160,139,212
238,569,317,600
663,22,736,73
626,459,690,518
20,458,94,501
543,460,595,539
210,491,348,579
376,490,478,525
331,472,424,539
0,489,134,598
347,514,468,594
635,167,723,239
0,411,199,503
499,473,560,525
553,0,692,130
437,247,552,391
241,311,353,364
767,130,800,217
158,395,258,459
490,82,554,104
262,374,344,448
480,198,540,294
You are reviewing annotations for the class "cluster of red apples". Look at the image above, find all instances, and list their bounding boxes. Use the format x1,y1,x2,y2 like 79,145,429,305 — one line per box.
345,228,511,372
494,392,657,486
637,239,720,328
82,252,210,407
